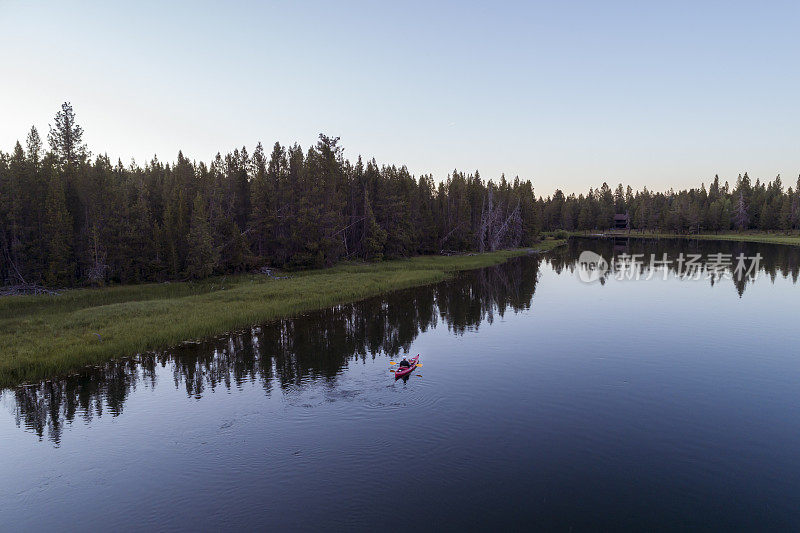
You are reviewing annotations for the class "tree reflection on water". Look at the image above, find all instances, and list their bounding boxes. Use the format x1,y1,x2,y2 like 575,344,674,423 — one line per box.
8,256,541,444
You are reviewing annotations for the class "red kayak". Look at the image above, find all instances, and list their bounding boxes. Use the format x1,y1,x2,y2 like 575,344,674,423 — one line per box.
394,355,419,378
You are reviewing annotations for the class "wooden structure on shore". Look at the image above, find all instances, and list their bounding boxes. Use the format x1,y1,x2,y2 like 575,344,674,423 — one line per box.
613,213,630,231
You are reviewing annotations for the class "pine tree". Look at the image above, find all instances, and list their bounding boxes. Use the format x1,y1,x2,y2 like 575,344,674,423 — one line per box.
779,194,792,233
249,141,282,260
47,102,88,171
709,175,721,202
733,191,749,231
561,197,576,231
577,200,593,232
164,184,190,276
362,189,386,261
759,199,772,230
26,126,42,167
614,183,626,212
792,184,800,230
43,174,74,285
0,151,13,284
596,182,615,230
127,187,155,282
186,193,217,279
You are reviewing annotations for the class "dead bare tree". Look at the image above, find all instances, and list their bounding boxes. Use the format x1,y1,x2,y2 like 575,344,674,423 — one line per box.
86,226,108,285
439,221,466,251
488,199,521,251
477,186,522,252
476,188,496,253
0,237,60,295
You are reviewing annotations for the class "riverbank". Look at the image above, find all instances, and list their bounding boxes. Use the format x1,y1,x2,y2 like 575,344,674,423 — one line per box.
548,231,800,247
0,240,564,387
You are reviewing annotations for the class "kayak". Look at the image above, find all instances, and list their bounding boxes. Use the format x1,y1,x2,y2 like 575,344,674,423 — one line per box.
394,355,419,379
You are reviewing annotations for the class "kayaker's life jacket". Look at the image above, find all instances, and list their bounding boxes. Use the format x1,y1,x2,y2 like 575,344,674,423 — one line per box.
399,359,411,368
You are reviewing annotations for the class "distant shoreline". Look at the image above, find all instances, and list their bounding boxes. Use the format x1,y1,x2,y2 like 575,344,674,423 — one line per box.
550,231,800,247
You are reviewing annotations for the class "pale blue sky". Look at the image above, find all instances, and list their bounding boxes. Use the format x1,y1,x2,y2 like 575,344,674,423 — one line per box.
1,0,798,194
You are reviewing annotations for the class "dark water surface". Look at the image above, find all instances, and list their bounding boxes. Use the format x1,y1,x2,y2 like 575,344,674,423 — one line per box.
3,238,800,531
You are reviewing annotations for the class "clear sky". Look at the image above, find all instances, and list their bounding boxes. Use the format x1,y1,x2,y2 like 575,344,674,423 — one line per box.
1,0,798,195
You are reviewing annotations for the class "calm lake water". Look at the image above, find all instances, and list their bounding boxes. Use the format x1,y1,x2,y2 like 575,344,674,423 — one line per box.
3,238,800,531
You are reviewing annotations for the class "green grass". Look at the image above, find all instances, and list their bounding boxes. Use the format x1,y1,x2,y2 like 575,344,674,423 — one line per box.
549,230,800,247
1,240,565,388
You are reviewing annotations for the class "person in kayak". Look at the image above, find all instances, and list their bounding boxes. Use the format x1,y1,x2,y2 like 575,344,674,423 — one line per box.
398,357,411,368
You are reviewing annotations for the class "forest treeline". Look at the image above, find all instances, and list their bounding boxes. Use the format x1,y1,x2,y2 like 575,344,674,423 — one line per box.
2,102,799,288
539,173,800,234
1,103,538,287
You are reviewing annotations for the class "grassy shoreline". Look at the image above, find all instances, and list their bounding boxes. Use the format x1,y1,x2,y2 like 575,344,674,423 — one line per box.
1,239,565,388
550,230,800,247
